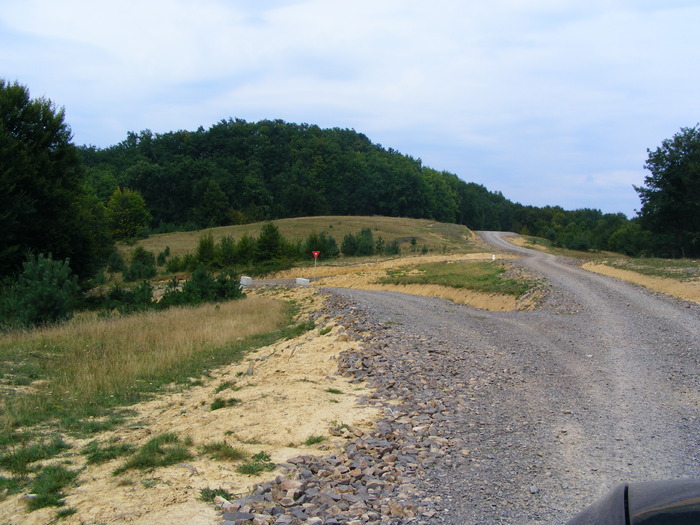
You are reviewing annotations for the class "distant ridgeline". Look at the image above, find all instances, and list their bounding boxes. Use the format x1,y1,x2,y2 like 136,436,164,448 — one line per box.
79,119,637,255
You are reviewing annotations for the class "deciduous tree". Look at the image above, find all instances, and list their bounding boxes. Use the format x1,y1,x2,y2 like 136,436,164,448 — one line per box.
0,79,111,278
106,187,151,240
636,125,700,257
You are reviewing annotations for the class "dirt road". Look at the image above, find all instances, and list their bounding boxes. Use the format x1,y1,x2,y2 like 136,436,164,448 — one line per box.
328,232,700,523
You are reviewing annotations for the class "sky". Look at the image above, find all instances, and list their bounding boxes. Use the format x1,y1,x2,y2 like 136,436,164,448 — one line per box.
3,1,700,217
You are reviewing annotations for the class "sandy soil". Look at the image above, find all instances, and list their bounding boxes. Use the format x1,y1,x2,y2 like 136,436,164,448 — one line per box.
274,253,538,311
0,288,379,525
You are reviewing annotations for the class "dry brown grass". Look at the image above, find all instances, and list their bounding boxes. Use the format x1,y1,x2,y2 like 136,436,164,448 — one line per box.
1,297,289,426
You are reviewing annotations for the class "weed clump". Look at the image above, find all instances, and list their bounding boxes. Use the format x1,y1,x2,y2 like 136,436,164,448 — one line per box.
0,436,70,477
200,487,234,502
26,465,78,511
200,441,247,461
113,433,191,475
210,397,242,411
236,451,276,476
81,440,135,465
303,435,326,446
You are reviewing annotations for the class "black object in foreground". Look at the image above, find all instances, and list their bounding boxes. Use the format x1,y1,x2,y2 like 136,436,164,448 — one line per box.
567,479,700,525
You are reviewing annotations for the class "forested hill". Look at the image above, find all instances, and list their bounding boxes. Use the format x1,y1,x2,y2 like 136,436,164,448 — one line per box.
80,119,514,228
79,118,640,254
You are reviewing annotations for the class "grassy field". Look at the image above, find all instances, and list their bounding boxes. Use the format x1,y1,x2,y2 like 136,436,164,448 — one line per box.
0,296,294,434
126,216,480,259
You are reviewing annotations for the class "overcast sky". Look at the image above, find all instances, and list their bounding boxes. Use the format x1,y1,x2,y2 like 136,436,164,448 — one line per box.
3,1,700,217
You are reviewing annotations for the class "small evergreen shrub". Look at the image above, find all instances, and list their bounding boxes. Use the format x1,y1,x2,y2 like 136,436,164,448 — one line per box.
123,247,157,282
196,234,216,266
106,251,126,273
0,254,79,329
156,247,170,266
159,267,244,308
385,240,401,255
165,255,183,273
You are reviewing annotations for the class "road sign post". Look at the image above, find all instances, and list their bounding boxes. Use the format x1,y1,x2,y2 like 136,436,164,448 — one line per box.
312,251,320,280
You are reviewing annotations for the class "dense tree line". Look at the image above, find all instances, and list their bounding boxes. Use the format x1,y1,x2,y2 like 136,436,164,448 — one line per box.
79,118,661,255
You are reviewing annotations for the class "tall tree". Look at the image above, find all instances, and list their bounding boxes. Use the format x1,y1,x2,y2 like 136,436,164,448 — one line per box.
636,125,700,257
0,80,112,278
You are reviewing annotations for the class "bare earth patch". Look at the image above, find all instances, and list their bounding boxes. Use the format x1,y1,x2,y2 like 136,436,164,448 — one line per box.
0,288,379,525
582,262,700,304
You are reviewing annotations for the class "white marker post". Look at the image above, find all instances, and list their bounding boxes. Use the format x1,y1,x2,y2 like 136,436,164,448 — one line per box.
312,251,320,280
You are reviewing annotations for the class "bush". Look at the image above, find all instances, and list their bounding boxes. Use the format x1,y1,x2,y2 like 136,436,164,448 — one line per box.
216,236,237,268
341,233,358,256
356,228,375,256
159,267,244,308
106,251,126,273
303,232,339,260
123,247,157,282
156,247,170,266
166,255,183,273
0,254,79,329
342,229,376,257
385,240,401,255
196,234,216,266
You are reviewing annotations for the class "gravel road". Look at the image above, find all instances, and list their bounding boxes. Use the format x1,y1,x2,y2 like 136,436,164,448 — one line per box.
326,232,700,524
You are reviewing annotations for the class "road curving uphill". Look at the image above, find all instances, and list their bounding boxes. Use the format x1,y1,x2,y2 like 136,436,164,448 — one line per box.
217,232,700,524
317,232,700,523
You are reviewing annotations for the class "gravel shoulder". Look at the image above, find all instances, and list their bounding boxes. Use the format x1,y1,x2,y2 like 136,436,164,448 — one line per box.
293,232,700,524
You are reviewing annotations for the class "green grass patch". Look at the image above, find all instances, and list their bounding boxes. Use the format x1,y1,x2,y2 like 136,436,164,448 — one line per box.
55,507,78,519
81,440,135,465
113,433,192,475
325,388,343,395
200,487,234,502
210,397,242,411
0,435,70,477
319,327,332,335
200,441,247,461
303,435,326,446
26,465,78,511
378,261,532,297
0,475,23,495
288,321,315,338
236,451,276,476
214,380,237,393
60,410,133,437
